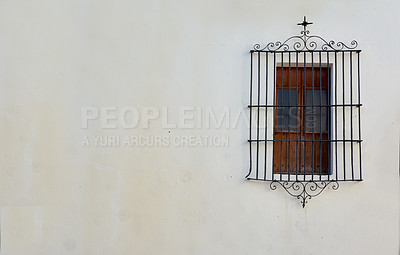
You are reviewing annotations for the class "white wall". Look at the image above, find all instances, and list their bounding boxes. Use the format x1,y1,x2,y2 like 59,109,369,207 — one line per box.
0,0,399,254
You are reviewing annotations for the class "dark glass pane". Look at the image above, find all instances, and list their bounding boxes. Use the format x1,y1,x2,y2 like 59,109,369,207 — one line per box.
277,89,298,131
305,89,328,132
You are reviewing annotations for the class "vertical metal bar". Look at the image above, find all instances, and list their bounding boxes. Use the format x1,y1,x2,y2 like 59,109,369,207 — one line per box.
295,52,299,181
272,52,276,180
303,51,307,181
342,51,346,180
311,52,315,180
264,52,268,180
288,53,291,181
256,52,261,179
248,53,253,178
327,52,331,180
335,52,338,180
357,52,362,180
350,52,354,180
319,52,322,180
280,52,284,181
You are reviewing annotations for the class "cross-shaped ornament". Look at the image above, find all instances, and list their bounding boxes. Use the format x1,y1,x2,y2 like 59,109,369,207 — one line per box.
297,16,313,31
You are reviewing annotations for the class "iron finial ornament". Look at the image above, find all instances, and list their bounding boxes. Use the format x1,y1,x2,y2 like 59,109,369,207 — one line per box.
297,16,313,32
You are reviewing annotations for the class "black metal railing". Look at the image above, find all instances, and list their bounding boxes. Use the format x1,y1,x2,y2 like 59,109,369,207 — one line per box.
246,17,362,207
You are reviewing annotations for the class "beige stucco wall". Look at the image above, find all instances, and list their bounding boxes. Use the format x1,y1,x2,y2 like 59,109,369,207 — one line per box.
0,0,399,254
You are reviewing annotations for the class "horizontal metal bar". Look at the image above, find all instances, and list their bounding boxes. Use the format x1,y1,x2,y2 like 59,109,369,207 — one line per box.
248,104,362,108
248,139,362,142
247,178,363,182
250,49,362,53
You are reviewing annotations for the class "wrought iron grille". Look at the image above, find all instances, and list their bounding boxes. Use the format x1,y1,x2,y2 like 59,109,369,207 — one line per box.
246,17,362,207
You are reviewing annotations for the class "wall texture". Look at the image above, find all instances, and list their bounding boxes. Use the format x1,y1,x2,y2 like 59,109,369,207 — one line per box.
0,0,399,254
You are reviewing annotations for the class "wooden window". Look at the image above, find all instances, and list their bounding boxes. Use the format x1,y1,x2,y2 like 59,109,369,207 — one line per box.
273,66,330,175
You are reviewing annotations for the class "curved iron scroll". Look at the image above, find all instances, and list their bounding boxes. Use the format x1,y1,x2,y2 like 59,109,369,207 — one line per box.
270,181,339,208
253,17,358,52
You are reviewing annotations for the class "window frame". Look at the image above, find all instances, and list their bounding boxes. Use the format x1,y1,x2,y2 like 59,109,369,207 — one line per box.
273,65,331,176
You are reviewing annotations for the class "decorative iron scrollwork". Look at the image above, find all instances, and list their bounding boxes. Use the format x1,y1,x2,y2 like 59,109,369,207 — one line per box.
253,17,358,52
270,181,339,208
